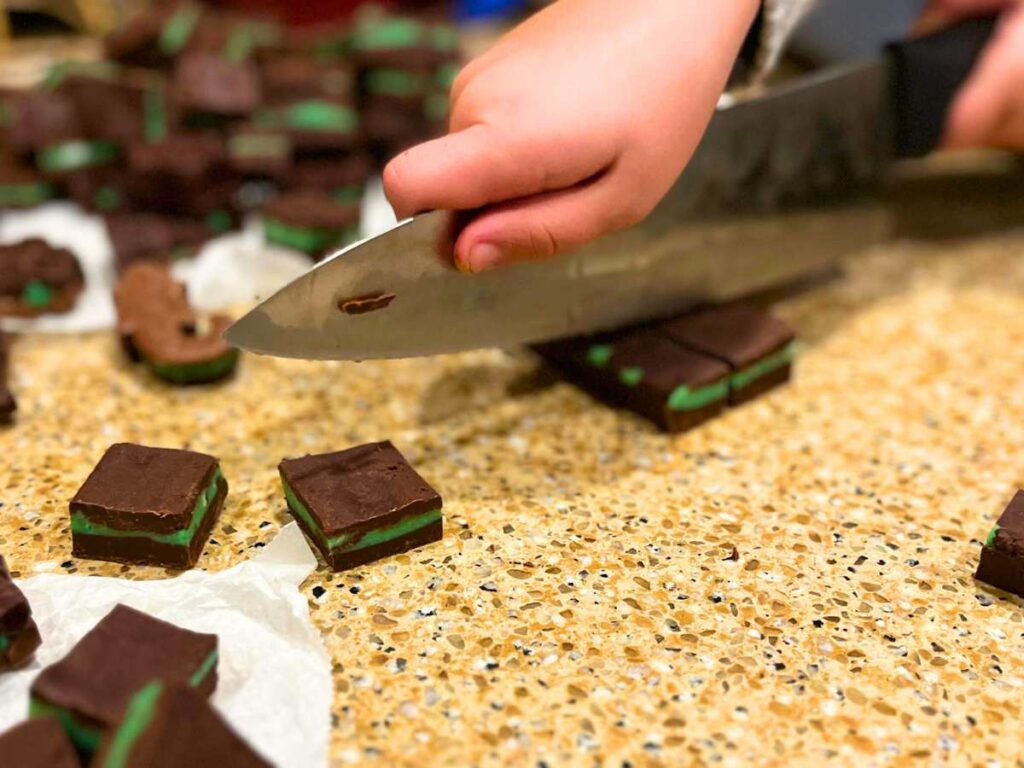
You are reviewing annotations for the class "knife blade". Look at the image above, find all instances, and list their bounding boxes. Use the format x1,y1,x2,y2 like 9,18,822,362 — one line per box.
226,17,996,361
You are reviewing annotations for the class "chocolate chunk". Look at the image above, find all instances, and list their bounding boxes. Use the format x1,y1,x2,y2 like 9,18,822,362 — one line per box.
262,189,360,259
93,683,271,768
30,604,218,754
339,291,395,315
279,441,443,571
70,443,227,569
0,552,42,671
0,717,80,768
658,304,797,404
173,51,262,117
0,239,84,318
976,491,1024,596
0,334,16,423
106,213,214,271
115,263,239,385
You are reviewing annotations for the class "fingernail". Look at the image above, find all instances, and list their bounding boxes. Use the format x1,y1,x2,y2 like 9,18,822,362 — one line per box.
464,243,503,273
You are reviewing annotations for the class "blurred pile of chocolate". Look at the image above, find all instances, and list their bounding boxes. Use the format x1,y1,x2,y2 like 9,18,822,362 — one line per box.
0,0,462,266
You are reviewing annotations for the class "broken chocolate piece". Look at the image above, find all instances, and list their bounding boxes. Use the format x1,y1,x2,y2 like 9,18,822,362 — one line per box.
262,189,360,259
0,552,42,671
658,304,797,404
30,604,218,754
279,441,443,571
70,443,228,569
0,239,84,318
0,717,80,768
93,683,271,768
115,263,240,385
976,490,1024,597
339,291,395,315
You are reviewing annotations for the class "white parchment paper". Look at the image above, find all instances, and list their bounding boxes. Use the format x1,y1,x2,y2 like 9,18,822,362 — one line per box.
0,523,332,768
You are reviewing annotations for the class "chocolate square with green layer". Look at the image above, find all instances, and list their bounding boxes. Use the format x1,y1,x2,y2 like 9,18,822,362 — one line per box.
658,304,797,405
976,490,1024,597
70,443,227,569
30,604,218,755
0,552,42,671
279,441,443,571
0,717,80,768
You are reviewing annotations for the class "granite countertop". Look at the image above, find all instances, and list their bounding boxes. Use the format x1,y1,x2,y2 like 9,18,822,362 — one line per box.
2,227,1024,765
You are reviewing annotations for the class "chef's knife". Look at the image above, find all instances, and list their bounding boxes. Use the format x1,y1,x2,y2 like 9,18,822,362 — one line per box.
227,16,998,360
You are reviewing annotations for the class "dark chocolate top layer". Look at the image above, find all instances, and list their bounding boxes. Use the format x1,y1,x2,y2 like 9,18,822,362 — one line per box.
0,579,30,633
31,604,217,727
658,304,796,369
0,239,84,296
96,684,271,768
608,330,731,392
0,553,8,580
993,490,1024,557
173,52,262,116
280,441,442,538
71,443,218,534
0,716,81,768
262,190,360,229
106,213,211,270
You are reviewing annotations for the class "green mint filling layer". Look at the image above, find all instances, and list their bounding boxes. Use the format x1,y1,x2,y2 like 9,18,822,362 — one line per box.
205,209,232,233
29,649,216,755
37,140,118,173
283,101,357,133
730,341,798,392
71,469,223,547
228,133,289,158
160,4,200,55
424,93,449,122
366,69,426,97
0,182,56,207
353,19,423,51
22,280,54,309
147,349,239,385
0,634,9,652
986,525,1000,548
143,87,167,144
618,367,644,387
587,344,613,368
667,379,729,412
332,186,363,205
281,476,441,554
94,186,122,211
264,218,343,254
98,681,163,768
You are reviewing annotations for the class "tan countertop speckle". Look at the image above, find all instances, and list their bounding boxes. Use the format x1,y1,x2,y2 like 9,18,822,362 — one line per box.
2,231,1024,766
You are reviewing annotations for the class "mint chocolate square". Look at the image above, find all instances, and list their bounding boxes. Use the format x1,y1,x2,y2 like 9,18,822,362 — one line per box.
658,304,797,405
976,490,1024,597
30,604,218,754
0,553,42,671
0,717,80,768
94,683,271,768
279,441,443,571
0,239,84,319
70,443,227,569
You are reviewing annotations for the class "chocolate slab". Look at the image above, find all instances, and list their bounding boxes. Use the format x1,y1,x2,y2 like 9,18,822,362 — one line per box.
0,239,84,318
658,304,797,405
0,334,15,422
0,717,80,768
0,551,42,671
173,51,262,117
976,491,1024,596
115,263,240,385
30,604,218,752
70,443,226,569
262,190,360,258
279,441,443,571
93,683,271,768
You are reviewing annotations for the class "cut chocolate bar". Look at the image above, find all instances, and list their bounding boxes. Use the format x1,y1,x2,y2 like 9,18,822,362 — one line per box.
30,604,218,753
254,97,359,151
658,304,797,405
0,239,84,318
0,717,80,768
70,443,228,569
279,441,443,571
93,683,271,768
262,190,360,259
0,552,42,671
115,263,240,385
976,490,1024,597
536,328,731,433
0,334,15,423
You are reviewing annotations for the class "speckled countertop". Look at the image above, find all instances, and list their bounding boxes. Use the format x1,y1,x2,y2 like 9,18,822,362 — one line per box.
2,228,1024,767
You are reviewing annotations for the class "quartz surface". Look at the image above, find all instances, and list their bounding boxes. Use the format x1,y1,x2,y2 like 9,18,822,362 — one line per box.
2,230,1024,766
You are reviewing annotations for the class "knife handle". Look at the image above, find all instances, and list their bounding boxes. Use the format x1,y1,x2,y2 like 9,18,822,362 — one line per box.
887,14,1000,158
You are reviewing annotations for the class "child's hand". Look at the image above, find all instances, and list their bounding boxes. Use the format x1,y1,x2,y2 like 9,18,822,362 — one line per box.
920,0,1024,149
383,0,758,272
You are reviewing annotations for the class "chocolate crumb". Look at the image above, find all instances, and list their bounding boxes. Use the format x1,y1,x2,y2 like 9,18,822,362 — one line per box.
338,291,396,315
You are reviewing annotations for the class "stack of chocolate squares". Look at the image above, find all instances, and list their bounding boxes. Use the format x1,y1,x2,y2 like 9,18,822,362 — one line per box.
535,303,798,433
0,603,270,766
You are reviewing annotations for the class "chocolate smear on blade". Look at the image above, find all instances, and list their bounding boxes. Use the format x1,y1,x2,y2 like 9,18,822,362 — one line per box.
338,291,396,315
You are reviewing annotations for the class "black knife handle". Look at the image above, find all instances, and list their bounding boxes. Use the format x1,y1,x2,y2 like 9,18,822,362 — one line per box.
888,14,999,158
